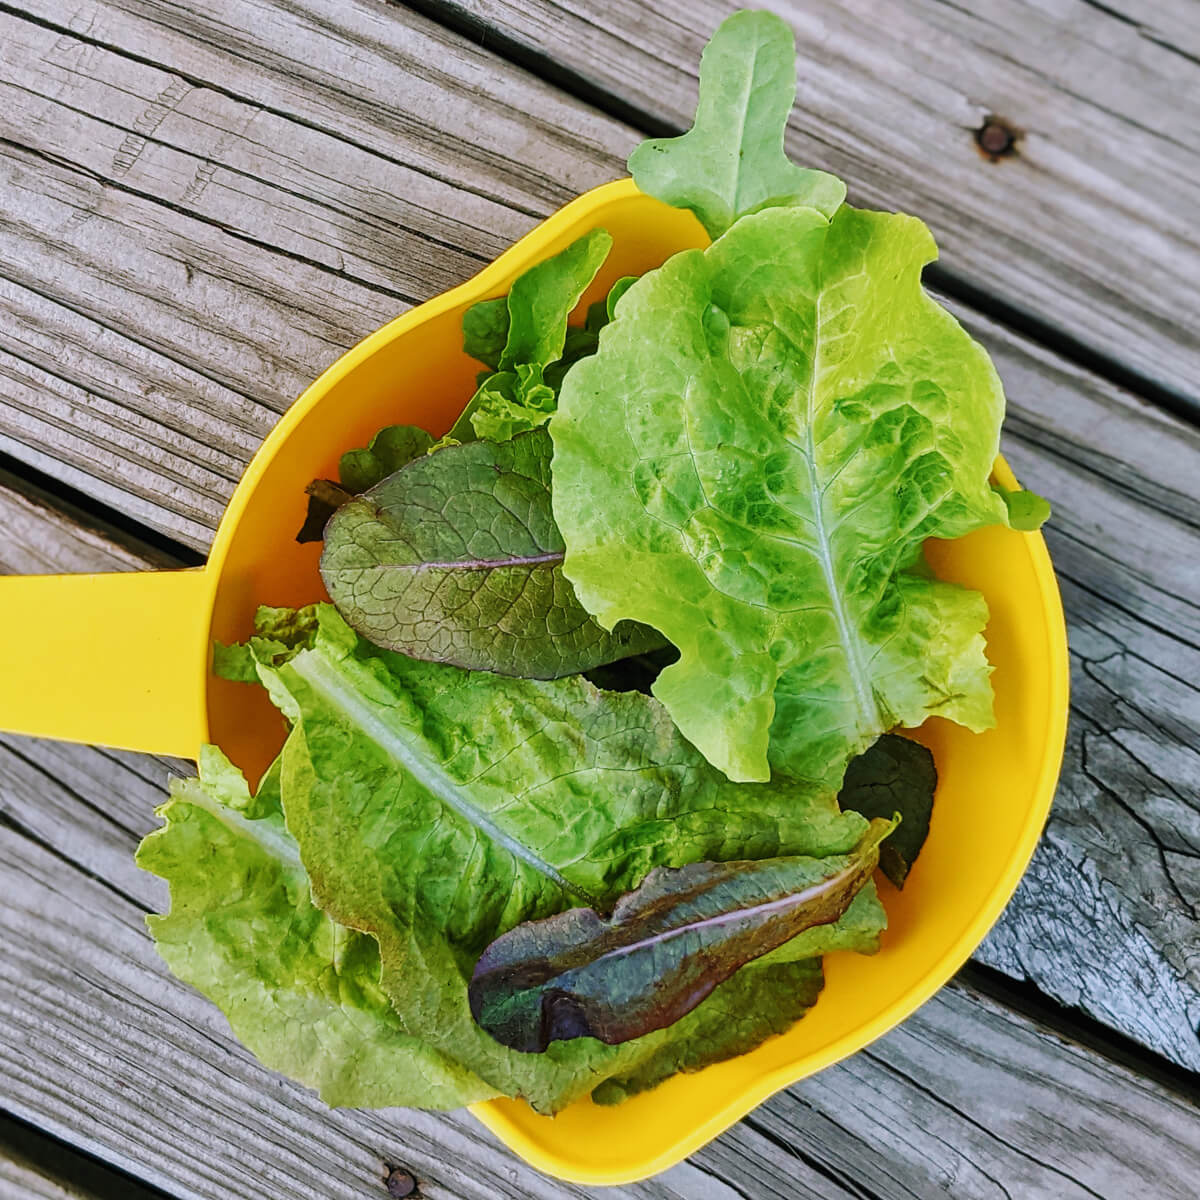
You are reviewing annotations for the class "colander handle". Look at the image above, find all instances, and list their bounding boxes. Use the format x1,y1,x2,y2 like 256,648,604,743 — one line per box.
0,568,213,758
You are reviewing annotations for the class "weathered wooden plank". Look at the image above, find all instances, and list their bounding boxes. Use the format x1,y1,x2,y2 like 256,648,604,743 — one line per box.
3,478,1198,1198
0,0,1196,1075
427,0,1200,410
948,308,1200,1070
0,1,633,546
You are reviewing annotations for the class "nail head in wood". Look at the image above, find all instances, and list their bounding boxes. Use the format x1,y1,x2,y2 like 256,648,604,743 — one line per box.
976,116,1018,160
385,1166,419,1197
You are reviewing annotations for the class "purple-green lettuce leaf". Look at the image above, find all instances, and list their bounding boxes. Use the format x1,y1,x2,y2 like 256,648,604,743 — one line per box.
136,745,498,1108
468,819,892,1053
320,429,664,677
593,957,824,1104
591,832,888,1103
552,203,1047,785
838,734,937,887
250,604,879,1112
627,10,845,237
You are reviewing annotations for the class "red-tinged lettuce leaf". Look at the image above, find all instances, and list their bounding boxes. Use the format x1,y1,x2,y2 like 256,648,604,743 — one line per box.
468,819,893,1052
320,429,664,678
838,734,937,887
592,879,886,1103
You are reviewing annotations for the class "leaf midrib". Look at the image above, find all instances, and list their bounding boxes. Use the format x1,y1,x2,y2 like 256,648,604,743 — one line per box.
802,274,883,741
584,856,863,970
291,648,596,906
364,550,564,573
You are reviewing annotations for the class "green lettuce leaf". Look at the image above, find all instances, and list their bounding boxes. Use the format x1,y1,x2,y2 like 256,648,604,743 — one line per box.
136,746,498,1108
628,10,845,237
592,957,824,1104
320,430,664,677
462,297,509,370
552,204,1043,785
469,819,892,1052
339,424,435,494
838,734,937,887
451,230,612,442
250,605,879,1112
296,425,435,543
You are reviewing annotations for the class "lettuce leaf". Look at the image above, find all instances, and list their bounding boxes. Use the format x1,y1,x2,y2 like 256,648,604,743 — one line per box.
628,10,845,236
552,204,1042,784
136,746,498,1108
320,429,664,677
591,878,887,1104
469,819,892,1052
451,230,612,442
242,605,880,1111
838,734,937,887
339,424,435,493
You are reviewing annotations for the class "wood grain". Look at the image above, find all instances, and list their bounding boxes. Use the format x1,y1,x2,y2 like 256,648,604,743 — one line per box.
0,0,1195,1141
428,0,1200,410
0,0,636,547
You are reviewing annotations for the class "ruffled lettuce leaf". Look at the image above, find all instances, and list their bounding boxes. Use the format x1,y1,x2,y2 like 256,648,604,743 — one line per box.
242,605,880,1112
552,203,1045,785
628,10,845,236
320,429,664,677
136,746,497,1108
451,230,613,442
591,879,886,1104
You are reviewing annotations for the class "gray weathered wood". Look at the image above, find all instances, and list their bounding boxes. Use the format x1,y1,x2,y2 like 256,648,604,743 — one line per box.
0,0,1196,1069
0,0,632,547
432,0,1200,409
3,477,1198,1198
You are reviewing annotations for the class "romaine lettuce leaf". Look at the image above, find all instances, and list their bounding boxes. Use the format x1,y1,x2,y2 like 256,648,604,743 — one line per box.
552,203,1042,784
136,746,498,1108
628,10,845,236
247,605,879,1112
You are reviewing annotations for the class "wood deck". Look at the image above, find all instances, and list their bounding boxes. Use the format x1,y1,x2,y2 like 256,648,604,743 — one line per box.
1,2,1197,1196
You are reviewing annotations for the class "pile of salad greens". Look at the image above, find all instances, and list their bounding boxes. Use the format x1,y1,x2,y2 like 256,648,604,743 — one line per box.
137,9,1046,1114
